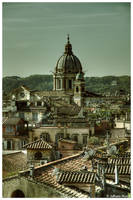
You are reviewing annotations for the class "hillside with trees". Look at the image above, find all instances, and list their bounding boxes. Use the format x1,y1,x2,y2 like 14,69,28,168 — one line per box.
3,75,130,96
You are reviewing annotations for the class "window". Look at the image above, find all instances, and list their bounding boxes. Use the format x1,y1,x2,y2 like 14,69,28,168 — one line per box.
69,80,72,89
34,151,42,160
76,86,79,93
73,135,78,142
37,101,42,106
89,130,92,136
5,125,13,133
55,133,64,145
34,137,38,141
40,132,50,142
82,87,84,92
66,134,70,139
32,113,38,121
19,112,24,119
57,79,61,89
7,140,12,150
83,135,87,145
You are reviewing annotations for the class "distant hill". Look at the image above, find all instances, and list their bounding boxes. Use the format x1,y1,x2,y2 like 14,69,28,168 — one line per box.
3,75,130,96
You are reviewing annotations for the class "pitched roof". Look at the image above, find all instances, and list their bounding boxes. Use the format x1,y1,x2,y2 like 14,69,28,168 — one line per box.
58,138,77,144
108,157,131,165
3,151,28,178
101,164,131,175
23,139,52,149
3,117,22,125
56,104,81,116
57,171,96,184
24,153,91,198
19,144,130,198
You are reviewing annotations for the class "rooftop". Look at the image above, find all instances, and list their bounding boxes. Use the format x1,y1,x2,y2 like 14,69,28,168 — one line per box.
23,139,52,150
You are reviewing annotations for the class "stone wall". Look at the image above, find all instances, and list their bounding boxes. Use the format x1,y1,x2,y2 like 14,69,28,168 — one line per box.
3,175,64,198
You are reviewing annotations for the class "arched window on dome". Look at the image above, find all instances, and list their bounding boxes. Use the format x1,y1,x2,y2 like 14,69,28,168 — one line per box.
57,79,61,89
82,87,84,92
76,86,79,93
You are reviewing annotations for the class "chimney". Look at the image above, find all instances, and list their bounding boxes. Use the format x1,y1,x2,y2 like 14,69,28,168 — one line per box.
115,164,119,184
29,164,34,177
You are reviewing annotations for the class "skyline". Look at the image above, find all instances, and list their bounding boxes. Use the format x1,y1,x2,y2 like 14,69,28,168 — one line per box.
3,2,130,77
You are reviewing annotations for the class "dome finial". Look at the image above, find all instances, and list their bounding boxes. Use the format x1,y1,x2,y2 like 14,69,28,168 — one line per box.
65,34,72,55
67,34,70,44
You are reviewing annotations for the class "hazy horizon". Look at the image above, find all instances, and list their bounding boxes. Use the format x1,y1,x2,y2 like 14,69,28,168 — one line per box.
3,2,130,77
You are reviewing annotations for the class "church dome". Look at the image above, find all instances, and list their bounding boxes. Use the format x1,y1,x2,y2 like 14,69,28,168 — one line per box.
55,35,82,73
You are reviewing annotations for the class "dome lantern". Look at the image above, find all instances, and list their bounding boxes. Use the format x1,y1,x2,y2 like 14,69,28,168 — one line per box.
65,34,73,55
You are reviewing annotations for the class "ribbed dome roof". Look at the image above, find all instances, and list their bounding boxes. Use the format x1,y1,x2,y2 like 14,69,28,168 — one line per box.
55,35,82,73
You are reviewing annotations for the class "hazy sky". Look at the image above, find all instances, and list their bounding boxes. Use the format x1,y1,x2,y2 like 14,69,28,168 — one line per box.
3,2,130,77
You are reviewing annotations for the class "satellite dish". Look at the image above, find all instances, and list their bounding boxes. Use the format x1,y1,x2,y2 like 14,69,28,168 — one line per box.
83,149,95,160
108,145,117,155
52,167,60,176
88,149,96,157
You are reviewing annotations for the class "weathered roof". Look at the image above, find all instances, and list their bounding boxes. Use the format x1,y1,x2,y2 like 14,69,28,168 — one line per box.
2,117,8,124
3,151,28,178
108,157,131,165
57,171,96,184
19,143,130,198
56,104,81,116
58,138,77,144
3,117,22,125
103,164,131,175
34,91,70,97
26,153,91,198
23,139,52,150
84,91,102,97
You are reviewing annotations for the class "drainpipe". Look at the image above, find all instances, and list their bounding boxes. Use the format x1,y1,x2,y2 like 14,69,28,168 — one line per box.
97,163,100,177
29,164,34,177
115,164,119,184
102,166,106,190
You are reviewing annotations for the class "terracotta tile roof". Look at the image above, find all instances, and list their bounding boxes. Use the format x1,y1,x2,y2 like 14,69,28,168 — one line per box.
21,153,91,197
56,104,81,116
3,117,22,125
108,157,131,165
58,138,77,144
57,171,96,184
23,139,52,149
2,117,8,124
102,164,131,175
34,169,89,198
19,147,130,197
3,151,28,178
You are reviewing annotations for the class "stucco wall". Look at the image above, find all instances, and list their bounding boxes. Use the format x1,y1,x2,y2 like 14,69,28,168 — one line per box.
29,126,93,144
27,149,52,161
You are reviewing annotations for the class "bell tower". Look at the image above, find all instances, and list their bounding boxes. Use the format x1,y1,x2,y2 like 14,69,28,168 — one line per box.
74,72,85,106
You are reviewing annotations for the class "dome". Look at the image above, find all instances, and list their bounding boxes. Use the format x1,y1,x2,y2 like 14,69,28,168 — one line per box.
55,35,83,74
56,54,82,73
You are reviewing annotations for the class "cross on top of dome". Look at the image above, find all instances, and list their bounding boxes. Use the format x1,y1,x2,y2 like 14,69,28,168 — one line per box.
65,34,72,55
67,34,70,44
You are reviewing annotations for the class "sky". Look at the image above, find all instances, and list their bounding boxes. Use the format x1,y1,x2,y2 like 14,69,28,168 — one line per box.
3,2,130,77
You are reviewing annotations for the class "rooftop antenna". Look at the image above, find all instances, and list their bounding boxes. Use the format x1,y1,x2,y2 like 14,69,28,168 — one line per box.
108,145,117,155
